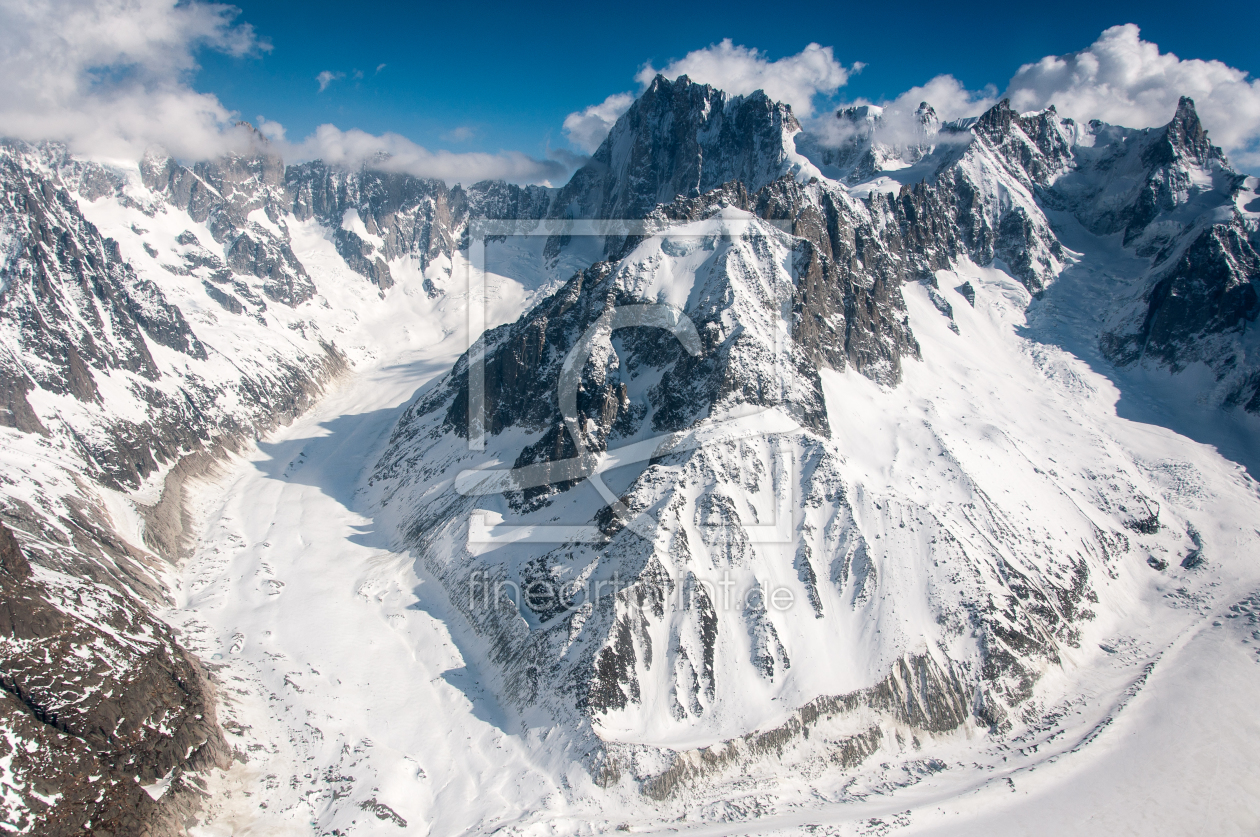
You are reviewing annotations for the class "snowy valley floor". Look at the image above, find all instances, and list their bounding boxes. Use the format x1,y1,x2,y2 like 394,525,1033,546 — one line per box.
169,339,609,836
166,259,1260,836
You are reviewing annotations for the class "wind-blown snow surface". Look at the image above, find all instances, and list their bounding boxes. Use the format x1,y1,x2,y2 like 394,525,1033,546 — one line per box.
170,238,1260,833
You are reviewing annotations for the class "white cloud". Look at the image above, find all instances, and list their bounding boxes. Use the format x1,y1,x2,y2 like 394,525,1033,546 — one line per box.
1005,24,1260,167
804,25,1260,170
0,0,269,161
0,0,576,185
812,75,996,151
255,116,286,142
441,125,477,143
316,70,344,92
635,40,854,117
562,92,635,153
893,76,998,124
286,125,571,186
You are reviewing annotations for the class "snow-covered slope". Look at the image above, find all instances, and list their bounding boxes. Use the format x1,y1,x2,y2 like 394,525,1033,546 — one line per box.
0,74,1257,836
169,225,1260,835
369,194,1260,813
0,136,555,833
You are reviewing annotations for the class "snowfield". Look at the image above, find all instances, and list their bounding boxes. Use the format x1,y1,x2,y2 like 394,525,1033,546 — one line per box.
167,240,1260,835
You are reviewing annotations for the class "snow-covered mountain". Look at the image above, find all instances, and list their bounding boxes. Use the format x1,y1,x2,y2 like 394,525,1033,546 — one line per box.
796,93,1260,414
368,81,1260,814
797,100,942,184
0,73,1257,835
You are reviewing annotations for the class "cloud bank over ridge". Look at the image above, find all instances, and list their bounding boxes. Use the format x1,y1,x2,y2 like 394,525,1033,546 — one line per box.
804,25,1260,171
562,40,859,155
0,0,570,184
636,40,856,117
1004,24,1260,167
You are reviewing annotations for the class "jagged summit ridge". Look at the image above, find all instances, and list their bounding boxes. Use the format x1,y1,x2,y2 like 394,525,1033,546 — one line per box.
794,92,1256,412
552,75,820,221
1157,95,1227,169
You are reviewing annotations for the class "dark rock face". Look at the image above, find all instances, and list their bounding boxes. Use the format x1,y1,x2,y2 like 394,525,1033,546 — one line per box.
0,523,228,835
931,101,1070,294
1105,223,1260,369
0,148,232,490
754,179,928,384
453,178,553,230
286,162,449,288
0,374,47,434
286,162,556,290
972,101,1075,185
552,75,808,221
1,149,201,382
1079,100,1260,411
803,98,1074,294
430,167,936,466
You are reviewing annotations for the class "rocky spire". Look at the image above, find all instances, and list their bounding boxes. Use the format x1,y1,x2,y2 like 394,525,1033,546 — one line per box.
973,98,1019,143
915,100,939,135
551,74,808,220
1143,96,1224,169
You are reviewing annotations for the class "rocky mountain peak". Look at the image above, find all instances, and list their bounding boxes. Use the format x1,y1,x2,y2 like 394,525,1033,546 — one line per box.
837,103,882,127
551,74,812,220
1145,95,1224,169
973,98,1019,142
967,98,1075,188
798,99,944,186
915,100,939,132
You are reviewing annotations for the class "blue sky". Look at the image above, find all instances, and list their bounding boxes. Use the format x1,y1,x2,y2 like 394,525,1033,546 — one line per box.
192,0,1260,160
2,0,1259,180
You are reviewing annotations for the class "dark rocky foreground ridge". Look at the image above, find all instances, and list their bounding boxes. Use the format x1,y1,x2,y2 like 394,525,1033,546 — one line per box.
0,73,1256,829
0,522,227,835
